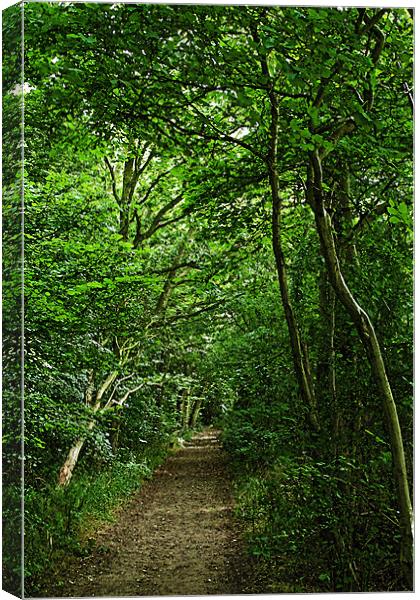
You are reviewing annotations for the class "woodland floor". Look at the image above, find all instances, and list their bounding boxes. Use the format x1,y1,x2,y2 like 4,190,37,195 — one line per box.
37,429,264,597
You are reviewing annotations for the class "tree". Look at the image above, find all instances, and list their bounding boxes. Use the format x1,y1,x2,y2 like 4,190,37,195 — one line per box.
9,4,413,593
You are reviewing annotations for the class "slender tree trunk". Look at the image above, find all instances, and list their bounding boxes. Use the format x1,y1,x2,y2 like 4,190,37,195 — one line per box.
111,419,121,453
317,271,339,455
267,91,320,432
251,25,320,431
155,243,187,314
156,277,177,315
119,158,136,240
307,151,413,586
189,398,202,428
317,163,355,456
179,389,188,431
181,390,191,431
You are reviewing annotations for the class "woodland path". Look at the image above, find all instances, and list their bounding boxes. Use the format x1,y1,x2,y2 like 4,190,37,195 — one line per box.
42,429,257,597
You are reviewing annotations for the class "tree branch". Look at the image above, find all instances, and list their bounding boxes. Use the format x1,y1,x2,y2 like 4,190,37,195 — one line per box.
359,9,389,35
135,192,185,246
96,371,119,404
113,383,145,407
137,162,185,208
159,114,265,162
104,157,120,204
150,261,201,275
159,299,227,325
135,146,155,177
106,373,135,408
312,61,342,109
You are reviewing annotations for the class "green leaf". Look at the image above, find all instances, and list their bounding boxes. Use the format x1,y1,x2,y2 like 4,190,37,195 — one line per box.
263,37,276,50
237,91,253,107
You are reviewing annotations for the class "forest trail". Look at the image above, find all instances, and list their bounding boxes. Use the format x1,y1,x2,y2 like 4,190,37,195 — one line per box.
43,429,256,597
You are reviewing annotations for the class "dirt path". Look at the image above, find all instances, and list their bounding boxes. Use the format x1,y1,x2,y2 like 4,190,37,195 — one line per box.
42,429,256,597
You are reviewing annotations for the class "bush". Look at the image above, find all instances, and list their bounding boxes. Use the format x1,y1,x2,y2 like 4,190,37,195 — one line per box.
231,452,403,592
221,403,298,473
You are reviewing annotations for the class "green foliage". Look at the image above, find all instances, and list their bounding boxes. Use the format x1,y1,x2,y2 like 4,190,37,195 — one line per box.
232,454,403,591
2,484,23,595
1,3,412,594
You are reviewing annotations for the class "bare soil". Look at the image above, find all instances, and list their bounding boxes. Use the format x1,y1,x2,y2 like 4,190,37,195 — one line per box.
40,429,258,597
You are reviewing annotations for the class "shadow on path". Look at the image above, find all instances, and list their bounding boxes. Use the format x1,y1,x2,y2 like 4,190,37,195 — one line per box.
39,429,256,597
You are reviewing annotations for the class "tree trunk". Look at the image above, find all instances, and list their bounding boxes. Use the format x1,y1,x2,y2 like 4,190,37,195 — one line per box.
155,243,187,314
58,422,95,487
189,398,202,428
307,151,413,586
119,158,136,240
179,389,188,431
182,391,191,431
58,370,118,487
267,91,320,432
317,270,339,455
251,26,320,432
111,419,121,453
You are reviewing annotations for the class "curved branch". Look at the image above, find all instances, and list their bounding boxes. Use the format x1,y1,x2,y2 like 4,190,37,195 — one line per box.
104,156,120,204
359,8,389,35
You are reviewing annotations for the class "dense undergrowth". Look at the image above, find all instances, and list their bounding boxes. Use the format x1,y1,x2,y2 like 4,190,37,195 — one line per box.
220,327,409,592
223,425,403,592
216,225,411,592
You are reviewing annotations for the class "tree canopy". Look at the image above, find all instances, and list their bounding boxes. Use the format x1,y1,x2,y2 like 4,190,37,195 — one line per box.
2,3,413,595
